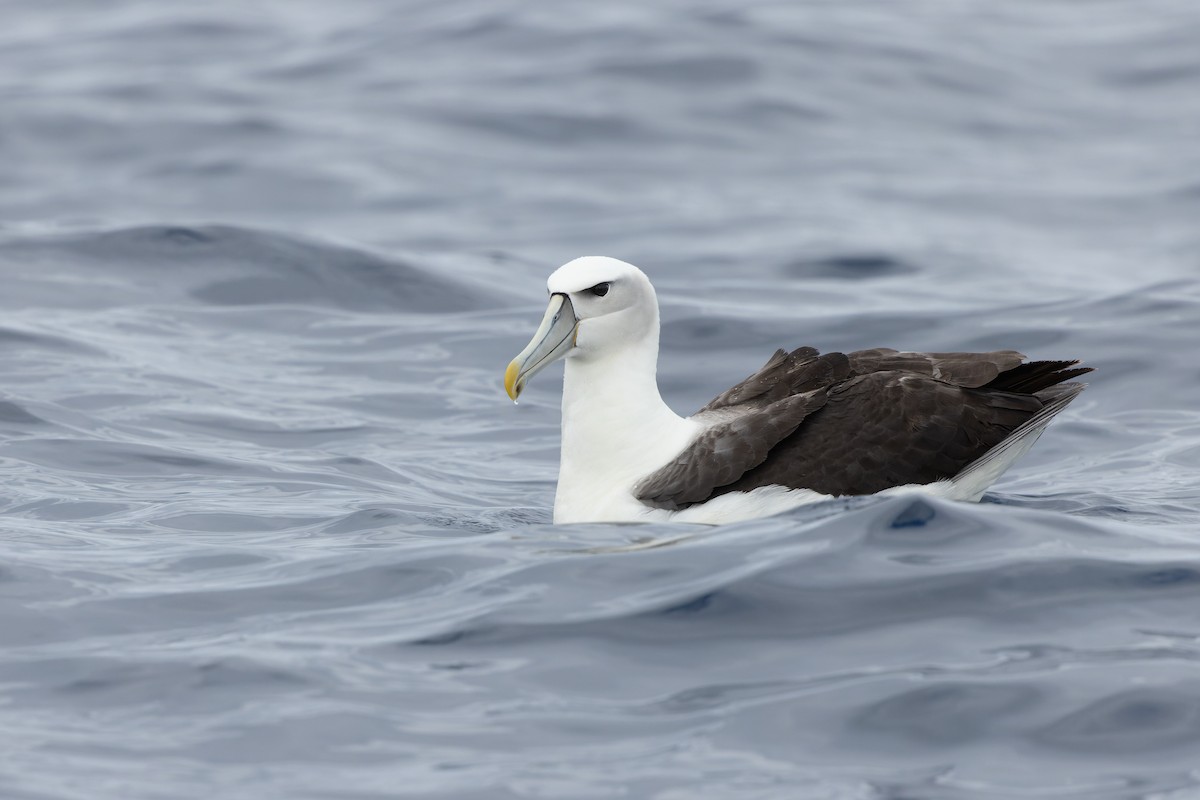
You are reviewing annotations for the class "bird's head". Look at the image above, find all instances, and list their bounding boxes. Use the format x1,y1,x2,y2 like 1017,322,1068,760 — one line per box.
505,256,658,401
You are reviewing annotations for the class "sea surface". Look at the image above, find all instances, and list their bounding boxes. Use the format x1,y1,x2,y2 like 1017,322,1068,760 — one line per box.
2,2,1200,798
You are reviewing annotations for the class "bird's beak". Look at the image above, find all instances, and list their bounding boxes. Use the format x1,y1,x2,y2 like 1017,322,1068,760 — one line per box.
505,293,578,401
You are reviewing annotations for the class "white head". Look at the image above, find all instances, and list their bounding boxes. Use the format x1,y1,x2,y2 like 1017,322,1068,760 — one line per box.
505,256,660,400
548,256,659,358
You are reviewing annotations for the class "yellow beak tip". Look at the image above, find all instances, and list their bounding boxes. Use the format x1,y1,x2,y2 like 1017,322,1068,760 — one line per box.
504,360,521,401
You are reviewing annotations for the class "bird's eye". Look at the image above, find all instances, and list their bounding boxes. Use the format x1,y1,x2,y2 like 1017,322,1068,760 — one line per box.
588,282,611,297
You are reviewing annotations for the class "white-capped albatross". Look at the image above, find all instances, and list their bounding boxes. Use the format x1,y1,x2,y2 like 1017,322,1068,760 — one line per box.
505,256,1091,525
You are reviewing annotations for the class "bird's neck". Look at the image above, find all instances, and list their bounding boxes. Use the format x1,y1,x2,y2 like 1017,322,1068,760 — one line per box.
555,337,697,522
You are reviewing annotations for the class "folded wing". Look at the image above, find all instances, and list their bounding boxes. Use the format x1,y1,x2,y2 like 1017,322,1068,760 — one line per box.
635,346,1090,508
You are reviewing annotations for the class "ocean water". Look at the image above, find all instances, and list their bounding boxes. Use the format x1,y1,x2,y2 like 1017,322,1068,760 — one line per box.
2,1,1200,798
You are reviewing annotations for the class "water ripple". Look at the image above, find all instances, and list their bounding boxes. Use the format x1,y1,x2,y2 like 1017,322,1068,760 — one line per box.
2,0,1200,797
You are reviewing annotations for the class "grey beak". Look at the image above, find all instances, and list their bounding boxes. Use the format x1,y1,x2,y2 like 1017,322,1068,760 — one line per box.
505,293,578,401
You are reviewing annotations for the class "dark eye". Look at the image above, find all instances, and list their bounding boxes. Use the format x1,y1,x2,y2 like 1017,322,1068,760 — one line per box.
588,282,610,297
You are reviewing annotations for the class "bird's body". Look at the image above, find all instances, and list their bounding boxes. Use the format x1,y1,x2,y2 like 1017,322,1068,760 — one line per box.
506,257,1090,525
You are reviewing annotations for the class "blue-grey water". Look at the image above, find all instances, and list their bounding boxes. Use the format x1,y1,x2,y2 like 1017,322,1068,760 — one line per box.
2,2,1200,798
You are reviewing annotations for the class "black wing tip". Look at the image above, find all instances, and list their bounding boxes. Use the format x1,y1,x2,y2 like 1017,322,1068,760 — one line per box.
986,359,1094,394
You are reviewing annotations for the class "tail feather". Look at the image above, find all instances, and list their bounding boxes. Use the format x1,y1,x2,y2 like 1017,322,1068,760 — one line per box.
985,360,1093,394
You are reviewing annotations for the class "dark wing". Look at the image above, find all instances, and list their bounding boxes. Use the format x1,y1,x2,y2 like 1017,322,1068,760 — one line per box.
635,390,828,510
715,369,1084,498
847,348,1026,388
654,345,1091,507
846,350,1092,392
699,347,849,413
698,347,1038,413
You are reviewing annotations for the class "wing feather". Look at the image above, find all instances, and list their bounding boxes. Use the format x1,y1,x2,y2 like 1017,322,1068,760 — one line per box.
636,389,828,509
847,349,1026,388
650,344,1089,508
718,372,1044,497
699,347,848,413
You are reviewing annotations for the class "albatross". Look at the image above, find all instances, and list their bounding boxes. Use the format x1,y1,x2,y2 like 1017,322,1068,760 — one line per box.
505,256,1091,524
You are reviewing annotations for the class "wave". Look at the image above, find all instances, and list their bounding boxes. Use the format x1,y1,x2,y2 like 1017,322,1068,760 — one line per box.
0,224,486,313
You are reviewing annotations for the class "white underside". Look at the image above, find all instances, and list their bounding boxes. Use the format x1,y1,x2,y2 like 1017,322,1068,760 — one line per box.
557,478,968,525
